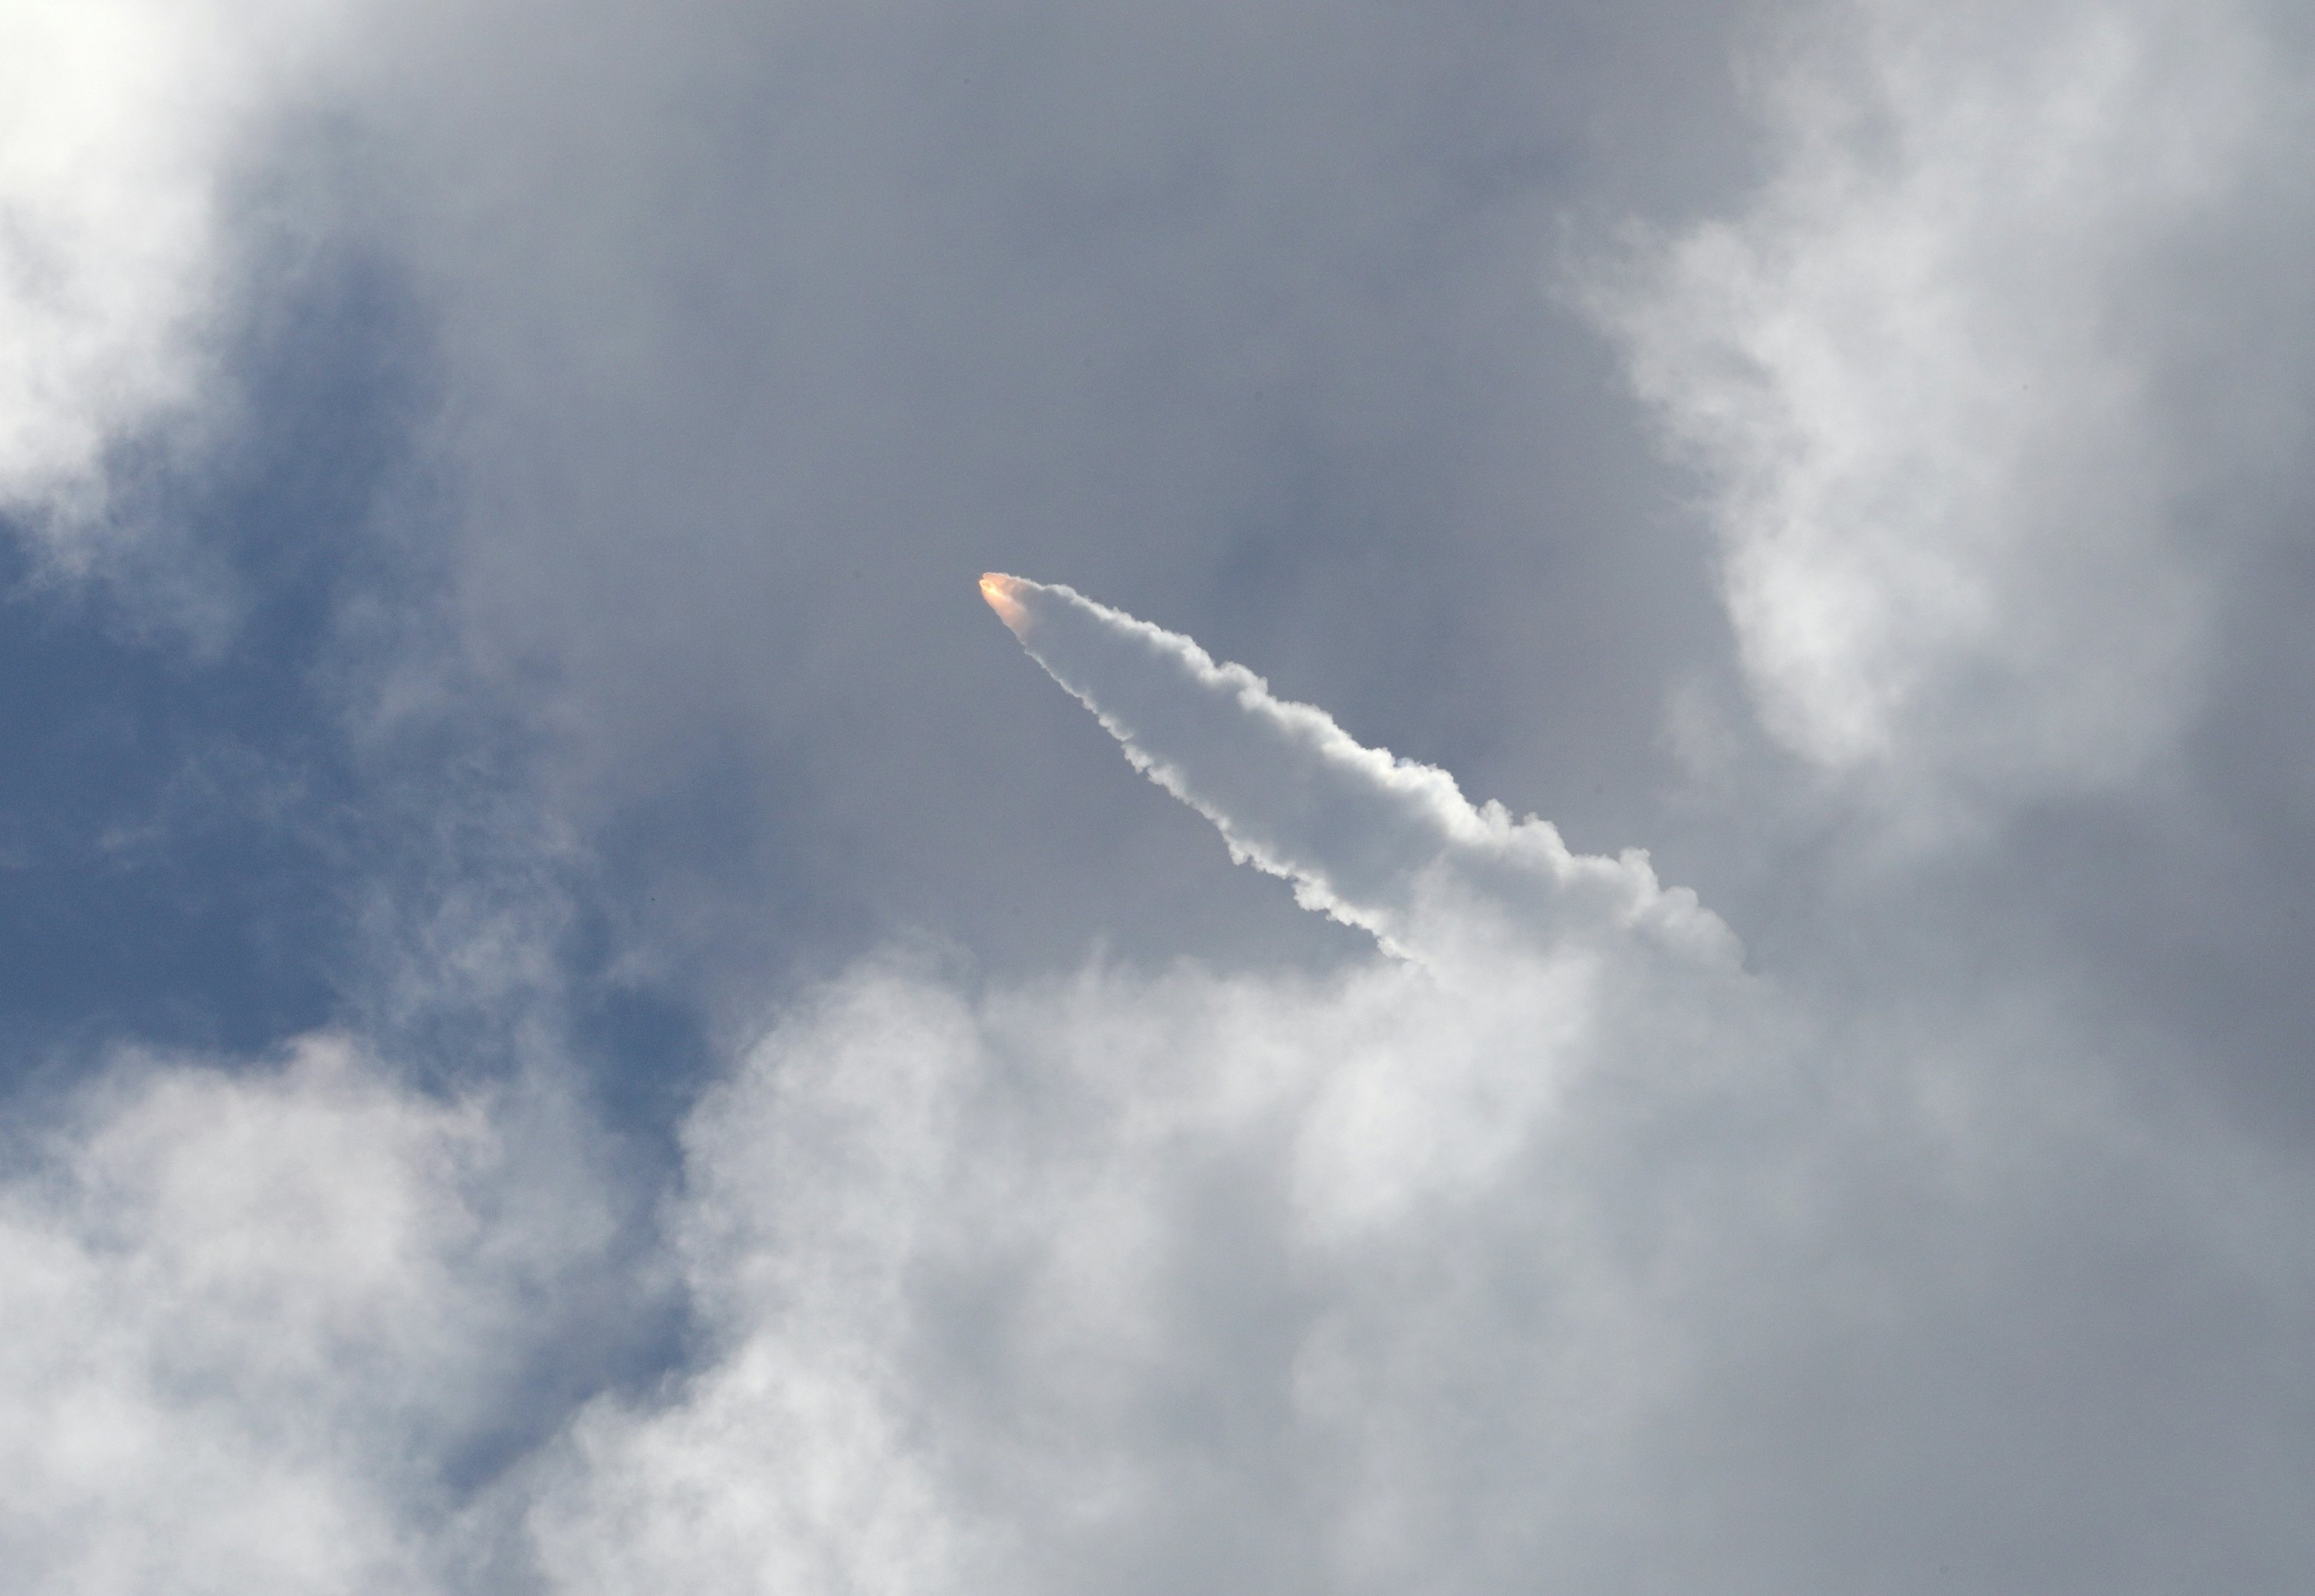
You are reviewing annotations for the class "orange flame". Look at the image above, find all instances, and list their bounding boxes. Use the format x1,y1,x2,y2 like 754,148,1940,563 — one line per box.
978,572,1029,632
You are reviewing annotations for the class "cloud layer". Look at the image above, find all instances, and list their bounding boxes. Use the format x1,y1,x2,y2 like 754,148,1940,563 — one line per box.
9,581,2315,1592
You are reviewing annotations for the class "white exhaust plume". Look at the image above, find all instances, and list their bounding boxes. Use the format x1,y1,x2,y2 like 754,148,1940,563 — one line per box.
978,573,1735,967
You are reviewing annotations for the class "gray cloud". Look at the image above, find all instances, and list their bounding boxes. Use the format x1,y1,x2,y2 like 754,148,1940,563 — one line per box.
524,947,2315,1594
11,583,2315,1591
504,580,2315,1592
327,0,1763,994
1577,0,2315,1143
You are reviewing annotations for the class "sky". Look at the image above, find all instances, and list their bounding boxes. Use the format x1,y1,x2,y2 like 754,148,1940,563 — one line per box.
4,0,2314,1590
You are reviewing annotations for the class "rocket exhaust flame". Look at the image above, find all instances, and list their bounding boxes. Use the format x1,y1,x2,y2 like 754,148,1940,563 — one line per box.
978,572,1030,633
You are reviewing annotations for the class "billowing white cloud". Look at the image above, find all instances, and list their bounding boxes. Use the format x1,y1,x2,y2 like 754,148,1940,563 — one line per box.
0,0,351,547
0,1036,618,1595
9,580,2315,1591
1593,0,2307,819
519,582,2315,1592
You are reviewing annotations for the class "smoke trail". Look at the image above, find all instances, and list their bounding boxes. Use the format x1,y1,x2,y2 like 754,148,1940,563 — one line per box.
980,573,1735,966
